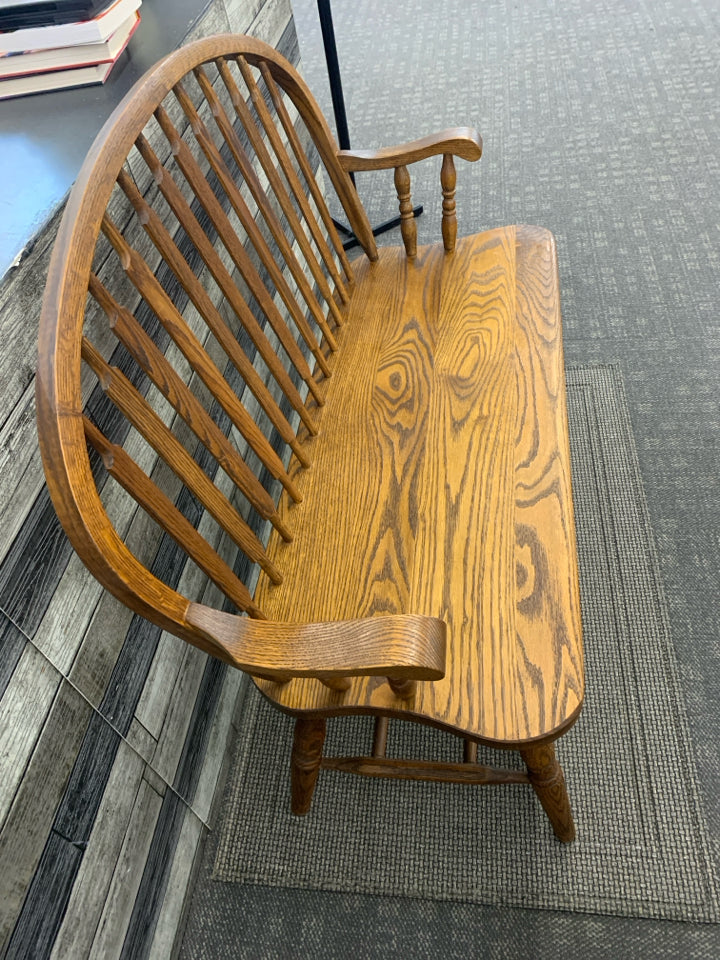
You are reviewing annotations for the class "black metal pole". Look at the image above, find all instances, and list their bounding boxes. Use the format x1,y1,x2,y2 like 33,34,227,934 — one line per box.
315,0,423,249
317,0,353,156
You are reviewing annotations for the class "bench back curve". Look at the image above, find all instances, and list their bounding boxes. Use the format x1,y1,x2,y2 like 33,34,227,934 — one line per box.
36,34,370,660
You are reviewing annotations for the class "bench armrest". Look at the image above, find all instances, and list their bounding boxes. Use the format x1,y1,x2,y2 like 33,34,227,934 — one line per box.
337,127,482,172
186,603,446,683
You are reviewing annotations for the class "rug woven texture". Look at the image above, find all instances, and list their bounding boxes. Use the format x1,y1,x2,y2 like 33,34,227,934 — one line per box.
212,364,718,923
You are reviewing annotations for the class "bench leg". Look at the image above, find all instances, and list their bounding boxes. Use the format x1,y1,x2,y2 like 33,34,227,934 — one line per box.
291,716,327,815
520,743,576,843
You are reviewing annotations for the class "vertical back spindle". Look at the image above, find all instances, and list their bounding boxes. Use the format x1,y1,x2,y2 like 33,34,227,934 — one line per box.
80,337,285,584
99,212,302,502
209,58,346,327
235,56,349,306
163,89,338,367
259,62,354,284
182,70,341,345
151,105,333,389
116,156,319,450
88,271,293,542
82,416,266,619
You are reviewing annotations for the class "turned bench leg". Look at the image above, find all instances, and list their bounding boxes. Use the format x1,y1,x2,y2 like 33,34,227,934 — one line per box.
291,716,326,815
519,743,576,843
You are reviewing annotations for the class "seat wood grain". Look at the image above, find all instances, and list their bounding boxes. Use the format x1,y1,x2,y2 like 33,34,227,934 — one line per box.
254,226,583,747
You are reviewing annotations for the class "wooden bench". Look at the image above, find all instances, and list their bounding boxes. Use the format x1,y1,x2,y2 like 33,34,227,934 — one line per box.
36,34,584,842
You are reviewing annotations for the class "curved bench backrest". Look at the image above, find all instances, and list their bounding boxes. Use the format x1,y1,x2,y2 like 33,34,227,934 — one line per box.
36,34,370,660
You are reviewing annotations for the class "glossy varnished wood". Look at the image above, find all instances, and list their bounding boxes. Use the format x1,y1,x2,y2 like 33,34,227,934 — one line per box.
254,226,584,748
37,34,582,841
394,165,417,259
36,34,365,647
236,57,349,305
260,61,354,284
82,417,264,619
337,127,482,171
441,154,457,252
185,605,446,682
321,756,530,785
87,271,292,540
521,743,576,842
291,716,326,814
131,130,324,437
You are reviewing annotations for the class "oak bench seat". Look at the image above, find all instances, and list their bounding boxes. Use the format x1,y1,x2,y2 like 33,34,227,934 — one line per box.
37,34,584,843
250,225,584,745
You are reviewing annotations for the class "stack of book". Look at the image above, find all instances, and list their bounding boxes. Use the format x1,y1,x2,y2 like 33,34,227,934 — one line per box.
0,0,141,100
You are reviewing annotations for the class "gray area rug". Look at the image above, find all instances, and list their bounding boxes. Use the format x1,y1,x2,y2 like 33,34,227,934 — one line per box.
212,364,718,923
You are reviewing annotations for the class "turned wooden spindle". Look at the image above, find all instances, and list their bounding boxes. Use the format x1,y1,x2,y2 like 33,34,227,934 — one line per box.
394,164,417,259
520,743,576,843
320,676,351,692
387,676,416,699
372,717,389,757
291,716,327,815
441,153,457,253
464,739,478,763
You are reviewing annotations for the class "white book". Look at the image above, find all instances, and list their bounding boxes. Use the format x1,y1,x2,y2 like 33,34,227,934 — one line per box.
0,10,138,77
0,0,140,53
0,55,113,97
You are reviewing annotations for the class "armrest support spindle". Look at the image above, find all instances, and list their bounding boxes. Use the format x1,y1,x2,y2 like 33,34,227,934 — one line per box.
394,164,417,259
387,676,418,700
337,128,480,253
441,154,457,253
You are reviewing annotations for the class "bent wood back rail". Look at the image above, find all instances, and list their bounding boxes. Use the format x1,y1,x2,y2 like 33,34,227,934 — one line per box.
36,34,584,842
